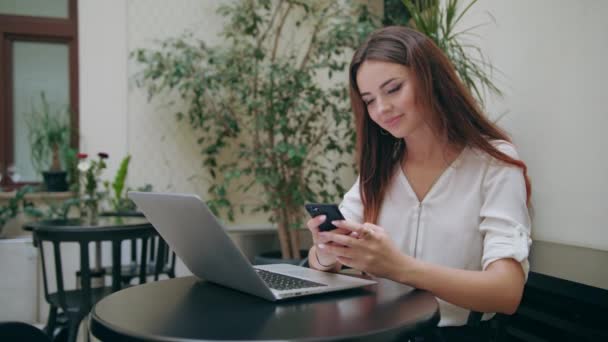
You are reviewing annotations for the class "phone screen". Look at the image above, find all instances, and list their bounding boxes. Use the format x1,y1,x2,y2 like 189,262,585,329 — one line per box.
305,203,345,232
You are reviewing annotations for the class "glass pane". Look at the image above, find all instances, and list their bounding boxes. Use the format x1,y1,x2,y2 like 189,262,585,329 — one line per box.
12,41,70,182
0,0,68,19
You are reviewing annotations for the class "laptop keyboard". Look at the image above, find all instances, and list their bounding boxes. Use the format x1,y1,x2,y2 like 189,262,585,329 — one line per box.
255,269,327,291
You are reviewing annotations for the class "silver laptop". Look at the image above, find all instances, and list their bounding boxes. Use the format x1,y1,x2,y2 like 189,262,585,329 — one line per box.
128,192,376,301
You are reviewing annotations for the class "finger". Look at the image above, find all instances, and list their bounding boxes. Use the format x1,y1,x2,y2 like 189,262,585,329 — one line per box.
362,222,382,233
361,226,376,240
317,227,355,245
316,233,339,244
336,257,360,270
306,215,326,230
318,242,354,259
333,227,353,236
336,256,354,268
331,220,365,234
319,231,359,247
331,221,376,241
307,216,327,245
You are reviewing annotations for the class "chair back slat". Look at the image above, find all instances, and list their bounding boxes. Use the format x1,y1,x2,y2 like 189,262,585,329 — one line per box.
149,237,157,261
170,252,176,277
154,239,166,281
38,237,51,301
78,241,92,310
111,240,122,292
139,237,149,284
52,241,67,309
130,239,137,261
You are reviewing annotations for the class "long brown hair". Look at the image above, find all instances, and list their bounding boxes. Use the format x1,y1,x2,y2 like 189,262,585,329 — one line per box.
349,26,531,223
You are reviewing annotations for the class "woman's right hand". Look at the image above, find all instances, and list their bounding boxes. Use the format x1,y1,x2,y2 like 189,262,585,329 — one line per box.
306,215,351,268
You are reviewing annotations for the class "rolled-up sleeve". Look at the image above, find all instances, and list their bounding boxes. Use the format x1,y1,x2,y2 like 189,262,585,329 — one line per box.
479,142,532,279
339,177,364,224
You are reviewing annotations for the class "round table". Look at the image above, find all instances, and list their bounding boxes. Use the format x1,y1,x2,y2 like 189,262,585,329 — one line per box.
23,216,152,235
90,276,440,341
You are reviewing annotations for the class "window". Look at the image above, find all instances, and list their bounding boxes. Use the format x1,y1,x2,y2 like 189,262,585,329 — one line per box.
0,0,78,186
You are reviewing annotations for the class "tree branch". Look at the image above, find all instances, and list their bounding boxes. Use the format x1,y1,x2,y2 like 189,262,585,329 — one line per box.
257,0,284,49
299,4,331,70
271,2,293,61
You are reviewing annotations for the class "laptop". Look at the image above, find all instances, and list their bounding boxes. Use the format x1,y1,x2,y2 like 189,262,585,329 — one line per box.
128,192,376,301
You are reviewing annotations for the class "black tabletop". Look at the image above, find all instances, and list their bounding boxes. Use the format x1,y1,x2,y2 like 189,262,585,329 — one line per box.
90,276,439,341
23,216,156,244
24,216,151,232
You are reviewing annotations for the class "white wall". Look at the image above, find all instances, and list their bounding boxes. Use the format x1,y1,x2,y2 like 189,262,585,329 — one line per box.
79,0,255,220
459,0,608,250
78,0,128,174
126,0,226,199
77,0,608,249
0,238,38,322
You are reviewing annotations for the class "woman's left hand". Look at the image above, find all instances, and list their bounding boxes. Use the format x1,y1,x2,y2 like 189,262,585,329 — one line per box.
318,220,414,280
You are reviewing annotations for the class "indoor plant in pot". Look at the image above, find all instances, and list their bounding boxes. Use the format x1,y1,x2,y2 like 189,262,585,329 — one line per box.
133,0,377,261
26,92,72,192
102,154,153,216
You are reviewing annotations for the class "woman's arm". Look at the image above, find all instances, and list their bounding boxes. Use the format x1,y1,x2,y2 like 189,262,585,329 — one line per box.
405,257,525,314
322,221,526,315
308,245,342,272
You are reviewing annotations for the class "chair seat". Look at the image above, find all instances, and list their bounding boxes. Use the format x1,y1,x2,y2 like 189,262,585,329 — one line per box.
47,286,114,314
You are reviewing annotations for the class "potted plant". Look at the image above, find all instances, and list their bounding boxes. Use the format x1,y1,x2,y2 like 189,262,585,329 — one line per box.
133,1,377,260
26,92,72,192
102,154,153,216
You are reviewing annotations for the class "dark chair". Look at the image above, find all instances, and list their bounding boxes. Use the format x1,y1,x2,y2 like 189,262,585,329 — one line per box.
106,234,176,286
32,220,156,342
0,321,51,342
419,311,508,341
100,212,176,284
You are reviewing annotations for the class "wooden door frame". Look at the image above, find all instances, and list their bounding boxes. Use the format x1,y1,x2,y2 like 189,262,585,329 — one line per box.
0,0,79,186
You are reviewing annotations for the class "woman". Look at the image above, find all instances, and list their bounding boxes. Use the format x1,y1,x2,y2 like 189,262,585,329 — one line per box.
307,26,532,337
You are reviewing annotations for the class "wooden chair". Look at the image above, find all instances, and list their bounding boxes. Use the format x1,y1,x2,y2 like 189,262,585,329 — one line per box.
106,234,176,286
100,212,176,284
32,219,156,342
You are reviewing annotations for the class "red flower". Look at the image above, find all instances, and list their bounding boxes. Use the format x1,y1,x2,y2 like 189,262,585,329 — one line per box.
98,152,109,159
77,153,88,159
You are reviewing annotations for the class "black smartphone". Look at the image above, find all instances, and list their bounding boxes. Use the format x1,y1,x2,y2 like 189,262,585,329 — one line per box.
304,203,346,232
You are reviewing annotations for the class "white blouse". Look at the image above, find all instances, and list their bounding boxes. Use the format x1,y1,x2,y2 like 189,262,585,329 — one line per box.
339,140,532,327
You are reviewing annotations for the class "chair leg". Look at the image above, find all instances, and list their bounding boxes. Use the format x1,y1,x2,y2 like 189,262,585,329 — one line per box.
66,315,83,342
44,305,58,337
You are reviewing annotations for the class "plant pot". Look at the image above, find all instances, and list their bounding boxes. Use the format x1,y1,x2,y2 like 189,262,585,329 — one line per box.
42,170,68,192
254,250,309,266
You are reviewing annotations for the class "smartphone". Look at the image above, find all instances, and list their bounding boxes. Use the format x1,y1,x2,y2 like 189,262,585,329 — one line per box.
304,203,346,232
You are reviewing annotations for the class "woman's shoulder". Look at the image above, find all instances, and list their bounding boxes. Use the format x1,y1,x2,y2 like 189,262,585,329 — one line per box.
466,139,520,160
488,139,520,159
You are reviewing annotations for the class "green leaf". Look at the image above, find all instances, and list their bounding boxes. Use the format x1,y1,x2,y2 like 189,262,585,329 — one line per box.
395,0,500,107
131,0,376,255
